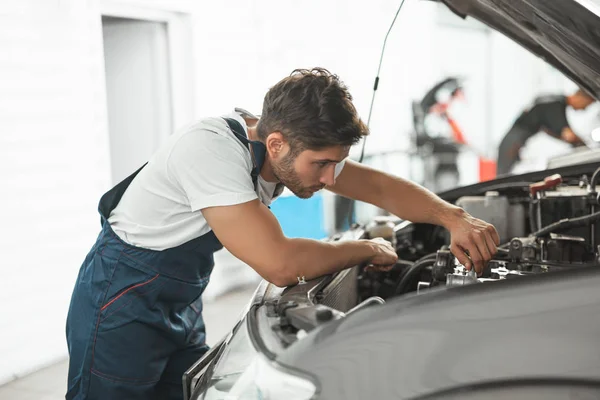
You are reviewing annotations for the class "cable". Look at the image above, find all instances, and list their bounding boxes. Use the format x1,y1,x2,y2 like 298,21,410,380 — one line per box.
394,253,437,295
590,165,600,192
519,260,598,268
529,201,538,233
589,165,600,252
393,260,415,268
345,0,408,230
489,258,598,269
358,0,407,164
531,211,600,237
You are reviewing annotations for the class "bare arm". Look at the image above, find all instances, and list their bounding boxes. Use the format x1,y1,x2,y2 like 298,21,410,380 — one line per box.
202,199,397,287
561,127,587,146
327,160,499,273
327,160,463,228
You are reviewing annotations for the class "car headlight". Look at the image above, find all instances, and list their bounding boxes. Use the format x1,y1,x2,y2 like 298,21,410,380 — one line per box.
197,311,317,400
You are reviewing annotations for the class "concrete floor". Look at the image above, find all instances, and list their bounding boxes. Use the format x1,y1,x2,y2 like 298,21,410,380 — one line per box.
0,285,257,400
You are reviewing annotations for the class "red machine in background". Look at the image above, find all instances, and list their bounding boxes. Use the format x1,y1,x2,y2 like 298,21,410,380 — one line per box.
412,77,496,189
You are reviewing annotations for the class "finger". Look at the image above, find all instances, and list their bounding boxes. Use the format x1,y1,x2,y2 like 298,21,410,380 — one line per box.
488,225,501,246
386,253,399,265
467,243,485,275
373,237,391,246
450,244,472,271
365,264,393,272
484,230,498,257
364,264,377,272
474,233,492,263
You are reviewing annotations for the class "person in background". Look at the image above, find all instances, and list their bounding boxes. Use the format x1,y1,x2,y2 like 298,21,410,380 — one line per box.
497,88,596,175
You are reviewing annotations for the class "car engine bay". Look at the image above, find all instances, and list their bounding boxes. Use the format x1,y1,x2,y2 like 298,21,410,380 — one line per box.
273,165,600,344
357,167,600,301
184,164,600,400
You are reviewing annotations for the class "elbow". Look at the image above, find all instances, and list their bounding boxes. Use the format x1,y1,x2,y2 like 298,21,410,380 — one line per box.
265,267,297,288
258,240,309,288
263,243,301,288
268,275,295,288
262,255,301,288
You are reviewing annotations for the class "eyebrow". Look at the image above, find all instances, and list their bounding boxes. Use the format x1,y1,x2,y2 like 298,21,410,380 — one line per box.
314,158,345,163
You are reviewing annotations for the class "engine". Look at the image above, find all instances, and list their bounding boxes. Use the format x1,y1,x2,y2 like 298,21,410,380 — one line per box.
356,169,600,300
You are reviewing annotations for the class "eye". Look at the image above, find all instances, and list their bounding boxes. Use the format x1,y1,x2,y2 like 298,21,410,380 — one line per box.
315,161,329,168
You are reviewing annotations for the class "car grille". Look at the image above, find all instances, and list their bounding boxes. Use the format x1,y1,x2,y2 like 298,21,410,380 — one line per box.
318,265,359,312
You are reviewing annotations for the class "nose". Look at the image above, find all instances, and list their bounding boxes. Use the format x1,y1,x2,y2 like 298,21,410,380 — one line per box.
319,165,336,187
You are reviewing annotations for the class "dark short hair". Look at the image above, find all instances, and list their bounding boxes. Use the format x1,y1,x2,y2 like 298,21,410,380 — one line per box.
576,87,595,99
256,68,368,152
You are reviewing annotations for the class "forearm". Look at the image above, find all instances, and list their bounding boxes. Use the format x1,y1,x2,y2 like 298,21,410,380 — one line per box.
329,161,500,274
330,160,464,229
274,238,374,286
374,172,464,229
203,198,395,288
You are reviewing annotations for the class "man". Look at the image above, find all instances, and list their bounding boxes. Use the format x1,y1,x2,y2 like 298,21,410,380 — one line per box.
497,88,596,175
66,68,499,400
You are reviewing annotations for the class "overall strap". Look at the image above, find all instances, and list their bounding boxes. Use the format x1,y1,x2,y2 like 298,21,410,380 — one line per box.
98,163,147,225
223,117,266,189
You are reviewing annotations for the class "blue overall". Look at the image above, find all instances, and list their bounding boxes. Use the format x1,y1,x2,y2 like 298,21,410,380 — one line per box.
66,118,265,400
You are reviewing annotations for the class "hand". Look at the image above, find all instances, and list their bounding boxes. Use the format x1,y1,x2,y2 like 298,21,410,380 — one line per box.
446,209,500,275
363,237,398,272
561,127,587,147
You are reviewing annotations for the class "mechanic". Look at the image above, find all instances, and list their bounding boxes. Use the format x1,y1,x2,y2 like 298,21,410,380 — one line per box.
497,88,596,175
66,68,499,400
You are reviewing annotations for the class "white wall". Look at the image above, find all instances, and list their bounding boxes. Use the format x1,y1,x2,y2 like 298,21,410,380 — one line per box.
189,0,582,170
0,0,112,385
0,0,202,386
190,0,438,147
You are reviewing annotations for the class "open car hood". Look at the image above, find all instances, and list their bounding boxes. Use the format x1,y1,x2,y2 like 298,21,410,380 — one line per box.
436,0,600,99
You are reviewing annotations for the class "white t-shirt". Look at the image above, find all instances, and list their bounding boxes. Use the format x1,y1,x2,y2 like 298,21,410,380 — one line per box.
108,110,346,251
108,112,282,250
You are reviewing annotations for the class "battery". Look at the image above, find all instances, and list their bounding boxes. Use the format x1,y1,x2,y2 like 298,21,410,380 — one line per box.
535,186,599,248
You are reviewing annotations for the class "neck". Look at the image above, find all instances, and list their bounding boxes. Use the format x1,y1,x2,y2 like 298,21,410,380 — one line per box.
245,121,279,183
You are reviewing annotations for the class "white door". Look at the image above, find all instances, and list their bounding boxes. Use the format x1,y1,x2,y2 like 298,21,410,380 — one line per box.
102,17,173,184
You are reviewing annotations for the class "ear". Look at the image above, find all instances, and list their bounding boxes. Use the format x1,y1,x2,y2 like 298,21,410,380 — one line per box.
265,132,288,158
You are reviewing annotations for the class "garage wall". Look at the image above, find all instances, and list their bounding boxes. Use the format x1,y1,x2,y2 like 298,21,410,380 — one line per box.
190,0,577,163
0,0,112,385
0,0,198,386
190,0,438,156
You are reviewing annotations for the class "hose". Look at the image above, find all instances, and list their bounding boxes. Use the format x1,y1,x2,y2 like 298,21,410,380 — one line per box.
531,211,600,237
590,165,600,193
529,201,538,233
516,260,599,269
589,165,600,248
394,254,437,295
393,260,415,268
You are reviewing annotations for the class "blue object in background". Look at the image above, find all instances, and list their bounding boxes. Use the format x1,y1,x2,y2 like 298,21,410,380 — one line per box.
270,192,327,239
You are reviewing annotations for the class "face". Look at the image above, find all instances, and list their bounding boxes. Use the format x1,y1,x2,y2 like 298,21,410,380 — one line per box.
269,139,349,199
572,93,596,110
